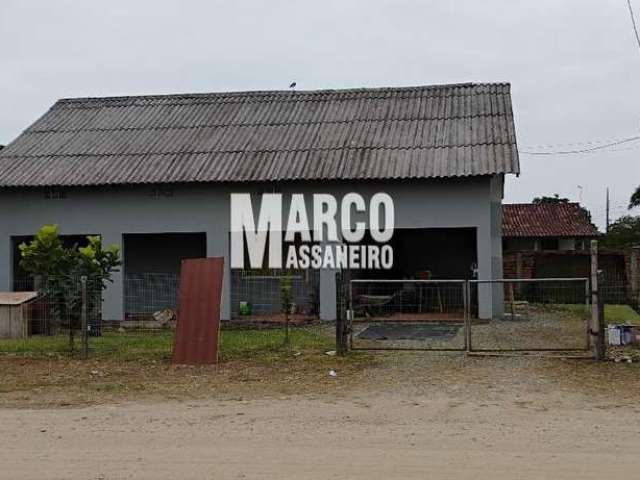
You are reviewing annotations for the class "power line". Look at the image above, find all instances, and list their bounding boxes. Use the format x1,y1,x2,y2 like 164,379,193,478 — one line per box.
520,2,640,157
628,0,640,55
523,133,640,150
520,135,640,155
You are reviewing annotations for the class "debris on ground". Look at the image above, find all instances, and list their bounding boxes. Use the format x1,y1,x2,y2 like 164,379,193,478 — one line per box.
608,346,640,363
328,370,338,378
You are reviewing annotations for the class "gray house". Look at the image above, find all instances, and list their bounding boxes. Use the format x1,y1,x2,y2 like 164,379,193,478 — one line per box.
0,83,519,321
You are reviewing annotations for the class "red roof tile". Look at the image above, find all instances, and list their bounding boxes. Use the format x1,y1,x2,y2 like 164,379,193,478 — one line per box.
502,203,599,238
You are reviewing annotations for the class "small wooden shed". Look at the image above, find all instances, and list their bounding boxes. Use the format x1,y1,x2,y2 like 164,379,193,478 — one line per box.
0,292,38,339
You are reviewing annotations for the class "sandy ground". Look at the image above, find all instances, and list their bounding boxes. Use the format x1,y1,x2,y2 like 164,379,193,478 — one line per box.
2,354,640,479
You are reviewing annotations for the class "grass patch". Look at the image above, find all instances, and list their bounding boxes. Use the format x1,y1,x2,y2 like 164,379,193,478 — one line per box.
603,305,640,325
554,304,640,325
0,325,373,408
0,325,334,362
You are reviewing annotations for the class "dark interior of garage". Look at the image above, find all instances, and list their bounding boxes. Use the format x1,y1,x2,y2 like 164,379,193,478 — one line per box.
123,232,206,275
123,232,206,320
351,227,477,280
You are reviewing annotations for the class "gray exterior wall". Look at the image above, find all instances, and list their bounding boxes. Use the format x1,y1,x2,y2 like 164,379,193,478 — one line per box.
0,175,504,321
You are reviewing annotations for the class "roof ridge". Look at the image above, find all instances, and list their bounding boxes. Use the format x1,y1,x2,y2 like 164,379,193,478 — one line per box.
55,82,511,105
503,202,582,206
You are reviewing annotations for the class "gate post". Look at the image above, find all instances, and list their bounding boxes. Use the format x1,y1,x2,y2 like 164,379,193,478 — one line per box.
590,240,606,360
464,281,472,353
80,275,88,360
335,271,352,355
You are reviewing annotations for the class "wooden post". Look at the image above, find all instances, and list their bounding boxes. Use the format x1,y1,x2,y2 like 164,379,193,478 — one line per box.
336,273,345,356
590,241,605,360
631,246,640,306
336,271,352,355
80,276,88,360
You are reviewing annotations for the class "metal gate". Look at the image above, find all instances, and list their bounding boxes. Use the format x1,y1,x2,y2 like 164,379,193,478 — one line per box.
468,278,591,352
347,279,468,351
339,277,591,353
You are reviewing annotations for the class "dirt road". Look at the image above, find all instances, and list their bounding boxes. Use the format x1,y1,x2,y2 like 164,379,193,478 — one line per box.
2,381,640,479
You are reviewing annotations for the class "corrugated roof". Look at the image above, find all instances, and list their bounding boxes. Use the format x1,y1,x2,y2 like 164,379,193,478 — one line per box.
502,203,599,238
0,83,519,187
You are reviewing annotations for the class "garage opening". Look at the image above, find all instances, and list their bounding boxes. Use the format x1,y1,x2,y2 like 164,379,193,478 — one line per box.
349,227,477,280
347,227,477,350
123,233,206,323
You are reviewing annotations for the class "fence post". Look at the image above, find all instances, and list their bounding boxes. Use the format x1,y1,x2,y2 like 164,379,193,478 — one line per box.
336,274,346,355
631,246,640,307
465,281,472,353
80,275,88,360
590,241,605,360
335,271,353,355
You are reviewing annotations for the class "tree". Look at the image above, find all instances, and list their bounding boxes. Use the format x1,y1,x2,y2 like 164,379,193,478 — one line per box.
532,194,592,223
532,194,570,204
19,225,121,349
18,225,75,281
600,215,640,250
630,186,640,210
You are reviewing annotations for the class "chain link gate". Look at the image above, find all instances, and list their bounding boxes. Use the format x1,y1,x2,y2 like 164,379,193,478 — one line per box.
346,279,468,351
467,278,591,353
337,276,592,354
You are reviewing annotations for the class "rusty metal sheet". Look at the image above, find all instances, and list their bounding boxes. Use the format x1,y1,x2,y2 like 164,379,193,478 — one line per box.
172,257,224,365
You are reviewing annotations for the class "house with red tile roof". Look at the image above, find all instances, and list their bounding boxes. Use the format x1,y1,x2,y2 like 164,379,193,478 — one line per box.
502,202,599,253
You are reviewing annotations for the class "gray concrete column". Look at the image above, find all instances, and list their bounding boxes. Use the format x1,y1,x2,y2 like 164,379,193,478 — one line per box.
0,235,11,291
100,232,123,321
319,268,337,321
206,231,231,320
476,224,493,319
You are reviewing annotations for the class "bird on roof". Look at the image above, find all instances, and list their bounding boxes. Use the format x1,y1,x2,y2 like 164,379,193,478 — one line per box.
289,81,296,89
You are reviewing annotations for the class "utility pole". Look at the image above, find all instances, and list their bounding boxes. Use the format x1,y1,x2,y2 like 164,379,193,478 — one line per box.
606,187,610,233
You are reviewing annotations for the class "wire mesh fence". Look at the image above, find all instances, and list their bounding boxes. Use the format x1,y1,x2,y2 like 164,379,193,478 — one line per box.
3,270,636,359
8,275,103,355
469,278,591,352
13,275,102,336
348,279,467,350
2,269,324,359
601,270,637,309
230,269,319,323
122,273,179,330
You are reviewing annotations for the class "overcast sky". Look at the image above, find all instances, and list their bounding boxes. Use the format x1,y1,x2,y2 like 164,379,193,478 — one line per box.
1,0,639,229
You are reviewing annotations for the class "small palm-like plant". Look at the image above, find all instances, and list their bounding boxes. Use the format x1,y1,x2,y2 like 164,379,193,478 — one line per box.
280,273,293,349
